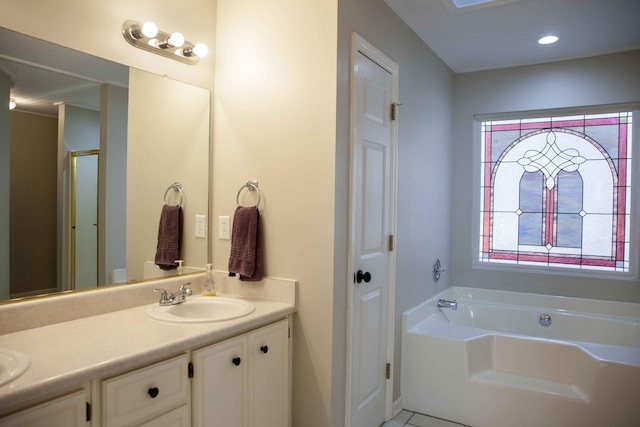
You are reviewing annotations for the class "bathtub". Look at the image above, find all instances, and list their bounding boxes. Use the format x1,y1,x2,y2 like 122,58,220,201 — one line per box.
401,287,640,427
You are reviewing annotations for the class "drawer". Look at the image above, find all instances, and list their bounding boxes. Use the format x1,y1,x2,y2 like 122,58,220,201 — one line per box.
0,389,88,427
102,354,189,427
138,404,190,427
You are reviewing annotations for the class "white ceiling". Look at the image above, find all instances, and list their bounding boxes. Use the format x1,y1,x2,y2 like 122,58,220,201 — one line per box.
1,26,127,116
3,1,640,114
384,0,640,73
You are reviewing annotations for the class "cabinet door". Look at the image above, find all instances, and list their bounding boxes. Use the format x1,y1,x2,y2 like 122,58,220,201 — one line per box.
193,335,247,427
0,389,88,427
248,320,289,427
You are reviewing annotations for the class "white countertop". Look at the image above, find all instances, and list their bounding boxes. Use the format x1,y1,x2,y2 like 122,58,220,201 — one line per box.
0,274,297,416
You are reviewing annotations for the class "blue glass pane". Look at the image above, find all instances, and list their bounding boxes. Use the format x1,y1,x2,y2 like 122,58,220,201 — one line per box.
557,171,583,213
519,172,543,212
519,213,542,245
584,124,619,160
491,130,520,163
556,214,582,248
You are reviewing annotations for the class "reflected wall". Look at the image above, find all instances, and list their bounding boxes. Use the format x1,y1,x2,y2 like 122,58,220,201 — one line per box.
127,68,210,281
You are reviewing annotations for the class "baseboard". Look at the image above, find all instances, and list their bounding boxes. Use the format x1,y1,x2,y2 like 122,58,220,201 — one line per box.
392,396,404,418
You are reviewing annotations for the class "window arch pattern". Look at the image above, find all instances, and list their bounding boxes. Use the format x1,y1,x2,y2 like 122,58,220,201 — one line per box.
479,112,632,272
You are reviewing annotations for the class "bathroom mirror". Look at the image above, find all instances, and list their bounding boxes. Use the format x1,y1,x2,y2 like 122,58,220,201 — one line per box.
0,27,210,302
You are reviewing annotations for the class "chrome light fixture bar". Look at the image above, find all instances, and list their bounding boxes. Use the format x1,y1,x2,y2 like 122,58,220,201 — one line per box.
122,20,208,65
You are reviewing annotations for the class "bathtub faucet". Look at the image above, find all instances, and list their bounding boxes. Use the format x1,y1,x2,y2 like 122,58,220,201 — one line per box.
437,299,457,310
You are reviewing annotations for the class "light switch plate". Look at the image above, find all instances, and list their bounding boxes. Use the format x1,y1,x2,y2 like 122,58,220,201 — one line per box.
195,215,206,238
219,216,230,240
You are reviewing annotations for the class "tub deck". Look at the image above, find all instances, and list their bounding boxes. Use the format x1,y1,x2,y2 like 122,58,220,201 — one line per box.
401,287,640,427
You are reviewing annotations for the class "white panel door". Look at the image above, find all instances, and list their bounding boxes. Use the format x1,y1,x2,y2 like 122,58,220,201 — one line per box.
349,47,395,427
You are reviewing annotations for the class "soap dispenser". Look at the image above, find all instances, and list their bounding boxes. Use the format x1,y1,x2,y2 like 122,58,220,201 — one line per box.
202,263,216,296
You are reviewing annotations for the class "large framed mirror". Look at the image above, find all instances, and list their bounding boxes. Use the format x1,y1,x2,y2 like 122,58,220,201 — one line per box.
0,27,210,303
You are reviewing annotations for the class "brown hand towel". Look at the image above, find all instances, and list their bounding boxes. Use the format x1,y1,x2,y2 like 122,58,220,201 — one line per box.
154,204,182,270
228,206,263,281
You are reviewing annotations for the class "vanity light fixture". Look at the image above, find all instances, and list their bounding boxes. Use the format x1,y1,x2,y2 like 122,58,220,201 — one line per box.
122,20,208,65
9,98,16,110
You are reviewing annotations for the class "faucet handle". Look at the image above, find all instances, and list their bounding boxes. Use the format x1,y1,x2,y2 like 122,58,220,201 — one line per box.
154,288,172,304
179,282,192,296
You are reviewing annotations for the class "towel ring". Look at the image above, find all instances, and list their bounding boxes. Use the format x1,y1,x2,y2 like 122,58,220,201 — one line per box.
236,180,261,207
164,182,184,206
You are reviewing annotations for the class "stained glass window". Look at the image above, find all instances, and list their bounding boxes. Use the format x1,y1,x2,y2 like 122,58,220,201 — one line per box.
479,112,633,272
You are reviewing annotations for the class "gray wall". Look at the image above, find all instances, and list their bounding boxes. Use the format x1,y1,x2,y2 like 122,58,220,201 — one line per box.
451,50,640,303
337,0,455,411
100,84,128,286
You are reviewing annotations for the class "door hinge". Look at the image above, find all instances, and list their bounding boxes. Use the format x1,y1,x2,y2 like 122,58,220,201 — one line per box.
388,235,394,252
391,102,402,121
386,363,391,380
86,402,92,422
288,327,291,339
188,362,194,378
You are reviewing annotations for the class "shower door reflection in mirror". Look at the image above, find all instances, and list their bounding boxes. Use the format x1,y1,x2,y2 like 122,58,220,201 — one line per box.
70,150,99,290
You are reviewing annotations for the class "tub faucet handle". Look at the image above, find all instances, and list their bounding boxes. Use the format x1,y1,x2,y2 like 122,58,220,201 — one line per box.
432,258,446,282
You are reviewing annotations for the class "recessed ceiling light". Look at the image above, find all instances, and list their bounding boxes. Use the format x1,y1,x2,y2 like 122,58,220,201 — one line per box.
538,35,559,45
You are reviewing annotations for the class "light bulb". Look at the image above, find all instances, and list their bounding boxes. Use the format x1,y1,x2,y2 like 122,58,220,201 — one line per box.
538,35,559,45
140,22,158,38
168,32,185,48
193,43,208,58
9,98,16,110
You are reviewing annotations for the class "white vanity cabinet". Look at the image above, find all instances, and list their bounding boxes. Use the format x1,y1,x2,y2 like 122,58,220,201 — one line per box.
0,388,89,427
101,353,190,427
192,319,290,427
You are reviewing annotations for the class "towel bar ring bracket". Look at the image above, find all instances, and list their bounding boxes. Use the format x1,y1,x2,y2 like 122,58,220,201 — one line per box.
236,180,261,207
164,181,184,207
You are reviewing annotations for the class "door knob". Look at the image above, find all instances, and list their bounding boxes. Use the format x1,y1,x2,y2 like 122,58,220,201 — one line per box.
356,270,372,283
148,387,159,398
232,357,241,366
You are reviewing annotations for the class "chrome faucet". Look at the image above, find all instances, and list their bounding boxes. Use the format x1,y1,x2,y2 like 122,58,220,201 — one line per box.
437,299,457,310
154,282,192,306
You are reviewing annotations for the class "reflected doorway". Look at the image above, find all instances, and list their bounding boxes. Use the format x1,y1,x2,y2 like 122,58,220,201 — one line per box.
70,150,99,290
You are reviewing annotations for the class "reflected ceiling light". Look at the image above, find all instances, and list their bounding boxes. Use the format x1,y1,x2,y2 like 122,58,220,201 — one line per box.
9,98,16,110
122,20,207,65
538,35,559,45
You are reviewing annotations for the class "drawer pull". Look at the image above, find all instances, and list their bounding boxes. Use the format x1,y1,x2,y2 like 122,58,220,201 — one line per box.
260,345,269,354
148,387,160,398
232,357,241,366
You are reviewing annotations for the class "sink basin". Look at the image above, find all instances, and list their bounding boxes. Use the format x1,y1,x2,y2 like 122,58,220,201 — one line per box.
0,348,30,387
146,297,256,323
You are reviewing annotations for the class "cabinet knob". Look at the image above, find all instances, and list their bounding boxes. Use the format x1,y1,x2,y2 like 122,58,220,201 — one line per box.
148,387,159,398
232,357,241,366
260,345,269,354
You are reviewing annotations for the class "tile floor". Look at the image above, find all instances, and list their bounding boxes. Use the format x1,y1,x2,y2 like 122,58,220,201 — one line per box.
381,410,470,427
